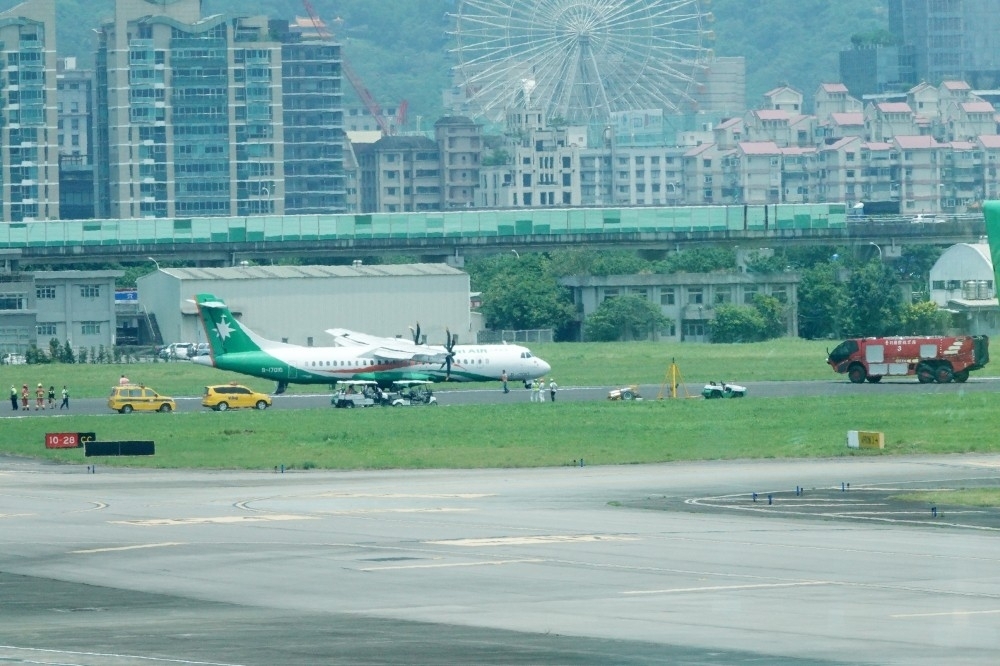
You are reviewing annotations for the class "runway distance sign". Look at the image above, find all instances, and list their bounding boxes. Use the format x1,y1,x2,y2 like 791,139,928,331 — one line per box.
45,432,95,449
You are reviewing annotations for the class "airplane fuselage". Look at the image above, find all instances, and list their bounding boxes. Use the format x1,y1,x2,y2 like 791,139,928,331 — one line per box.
191,343,550,385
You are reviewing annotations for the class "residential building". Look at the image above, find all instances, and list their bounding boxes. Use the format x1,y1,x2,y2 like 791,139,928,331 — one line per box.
560,271,801,342
0,257,122,355
95,0,284,219
0,0,59,222
435,116,481,209
56,57,95,220
368,136,441,213
888,0,1000,89
277,23,346,214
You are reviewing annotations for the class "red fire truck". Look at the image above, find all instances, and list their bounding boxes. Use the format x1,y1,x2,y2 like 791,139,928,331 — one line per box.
826,335,989,384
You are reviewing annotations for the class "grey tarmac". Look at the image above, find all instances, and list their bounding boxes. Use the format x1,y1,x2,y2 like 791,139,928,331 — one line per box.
2,455,999,664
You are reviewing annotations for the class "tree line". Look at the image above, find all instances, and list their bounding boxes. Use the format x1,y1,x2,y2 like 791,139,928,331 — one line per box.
466,244,948,343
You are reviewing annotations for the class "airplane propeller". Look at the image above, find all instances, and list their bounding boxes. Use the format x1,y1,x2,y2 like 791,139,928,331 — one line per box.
441,329,458,380
409,322,421,345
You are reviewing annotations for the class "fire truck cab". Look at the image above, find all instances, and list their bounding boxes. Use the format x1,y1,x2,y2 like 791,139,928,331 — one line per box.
827,335,989,384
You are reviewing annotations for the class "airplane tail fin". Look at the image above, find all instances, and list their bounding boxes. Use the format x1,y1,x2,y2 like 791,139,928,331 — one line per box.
984,202,1000,290
194,294,268,356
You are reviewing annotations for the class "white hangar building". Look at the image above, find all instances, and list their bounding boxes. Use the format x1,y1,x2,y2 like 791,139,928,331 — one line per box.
928,242,999,336
137,264,472,348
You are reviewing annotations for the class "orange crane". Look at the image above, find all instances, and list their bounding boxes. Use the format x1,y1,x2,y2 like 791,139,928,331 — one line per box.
302,0,403,135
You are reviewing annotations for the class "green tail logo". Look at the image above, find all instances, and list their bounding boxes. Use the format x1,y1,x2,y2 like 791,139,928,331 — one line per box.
985,202,1000,290
195,294,265,356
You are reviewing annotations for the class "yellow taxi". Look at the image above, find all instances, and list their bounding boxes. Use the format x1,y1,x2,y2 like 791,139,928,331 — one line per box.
202,384,272,411
108,384,176,414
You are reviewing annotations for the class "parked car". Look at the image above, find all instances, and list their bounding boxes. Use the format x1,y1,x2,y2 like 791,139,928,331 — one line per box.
108,384,176,413
202,384,271,411
332,380,385,408
158,342,194,360
190,342,211,357
390,380,438,406
701,381,747,399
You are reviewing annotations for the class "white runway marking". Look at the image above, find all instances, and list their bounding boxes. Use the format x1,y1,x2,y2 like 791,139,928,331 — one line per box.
316,492,494,499
320,508,473,515
72,542,185,554
0,644,244,665
359,558,543,571
891,608,1000,619
427,534,638,547
623,581,831,595
112,514,315,526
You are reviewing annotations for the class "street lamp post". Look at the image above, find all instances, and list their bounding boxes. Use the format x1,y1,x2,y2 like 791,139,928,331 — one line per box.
869,242,882,262
147,257,160,270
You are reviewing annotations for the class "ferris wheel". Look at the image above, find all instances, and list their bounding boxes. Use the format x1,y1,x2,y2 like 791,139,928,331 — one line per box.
450,0,713,125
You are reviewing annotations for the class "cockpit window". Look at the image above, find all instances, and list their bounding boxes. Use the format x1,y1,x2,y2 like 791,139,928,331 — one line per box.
827,340,858,364
520,352,533,359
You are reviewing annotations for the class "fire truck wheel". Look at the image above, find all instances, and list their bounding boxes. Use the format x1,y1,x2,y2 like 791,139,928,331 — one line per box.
953,369,970,383
847,365,866,384
935,365,954,383
865,375,882,383
916,364,934,383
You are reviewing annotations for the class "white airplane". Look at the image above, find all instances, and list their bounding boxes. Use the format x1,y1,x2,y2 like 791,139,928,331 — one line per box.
191,293,551,394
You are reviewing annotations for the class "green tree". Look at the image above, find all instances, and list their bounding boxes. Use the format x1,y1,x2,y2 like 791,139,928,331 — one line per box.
475,254,576,337
654,247,735,274
838,261,901,337
797,263,845,339
898,301,950,336
752,293,787,339
583,295,671,342
709,304,767,343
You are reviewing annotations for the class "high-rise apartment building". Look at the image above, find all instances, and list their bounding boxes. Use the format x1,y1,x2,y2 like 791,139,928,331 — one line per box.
888,0,1000,89
95,0,284,219
277,22,345,214
0,0,59,222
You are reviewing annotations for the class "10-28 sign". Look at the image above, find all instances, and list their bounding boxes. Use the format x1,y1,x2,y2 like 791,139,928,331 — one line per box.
45,432,95,449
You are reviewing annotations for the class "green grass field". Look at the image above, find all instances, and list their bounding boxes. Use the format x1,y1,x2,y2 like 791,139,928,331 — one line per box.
5,392,999,471
11,338,983,399
4,340,1000,484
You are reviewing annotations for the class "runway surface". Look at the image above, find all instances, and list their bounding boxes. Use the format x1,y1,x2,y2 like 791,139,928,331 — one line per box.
2,455,1000,664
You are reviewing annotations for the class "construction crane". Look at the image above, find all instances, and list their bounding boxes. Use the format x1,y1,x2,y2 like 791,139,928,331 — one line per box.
301,0,400,135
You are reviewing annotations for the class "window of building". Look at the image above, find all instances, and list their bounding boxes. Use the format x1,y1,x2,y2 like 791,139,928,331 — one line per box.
80,285,100,299
631,288,648,300
703,159,712,168
81,322,101,335
682,321,705,337
36,323,56,337
603,288,619,301
714,287,732,305
771,286,788,303
931,280,945,290
946,280,962,289
660,288,675,306
743,286,759,304
0,293,27,310
687,288,704,305
36,286,55,299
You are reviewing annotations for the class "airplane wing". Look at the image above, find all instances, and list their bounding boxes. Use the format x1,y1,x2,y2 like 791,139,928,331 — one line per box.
325,328,384,348
326,329,450,363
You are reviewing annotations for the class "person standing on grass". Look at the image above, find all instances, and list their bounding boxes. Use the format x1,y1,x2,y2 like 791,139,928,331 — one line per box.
549,378,558,403
60,385,69,410
10,385,17,411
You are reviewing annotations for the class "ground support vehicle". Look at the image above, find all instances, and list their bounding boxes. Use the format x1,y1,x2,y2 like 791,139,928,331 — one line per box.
332,380,386,408
702,382,747,399
390,380,438,406
202,384,271,411
827,335,989,384
108,384,176,413
158,342,194,360
608,385,641,401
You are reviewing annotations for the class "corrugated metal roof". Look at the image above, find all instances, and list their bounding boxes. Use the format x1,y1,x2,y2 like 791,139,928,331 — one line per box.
161,263,465,281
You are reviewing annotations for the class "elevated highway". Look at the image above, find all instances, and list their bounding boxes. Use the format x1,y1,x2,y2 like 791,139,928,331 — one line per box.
0,205,985,267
